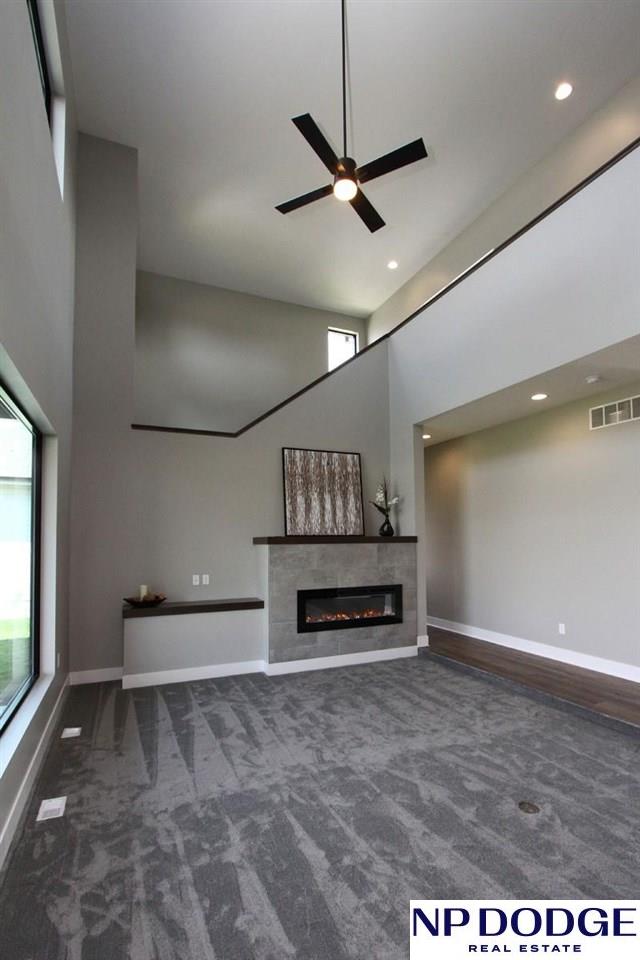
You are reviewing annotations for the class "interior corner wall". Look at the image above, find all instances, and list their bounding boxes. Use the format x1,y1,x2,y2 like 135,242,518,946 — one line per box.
69,136,390,674
424,384,640,669
368,76,640,344
386,144,640,638
135,271,367,433
70,134,138,675
0,0,77,844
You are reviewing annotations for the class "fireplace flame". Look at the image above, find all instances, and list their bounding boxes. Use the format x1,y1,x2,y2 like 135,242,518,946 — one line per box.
305,607,384,623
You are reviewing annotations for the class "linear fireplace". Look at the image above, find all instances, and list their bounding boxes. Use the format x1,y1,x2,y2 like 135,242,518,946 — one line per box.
297,585,403,633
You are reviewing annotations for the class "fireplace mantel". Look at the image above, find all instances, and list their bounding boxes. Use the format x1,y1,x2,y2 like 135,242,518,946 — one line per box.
253,536,417,544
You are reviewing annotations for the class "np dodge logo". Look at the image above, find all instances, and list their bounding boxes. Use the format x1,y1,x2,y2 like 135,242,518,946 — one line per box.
410,901,640,958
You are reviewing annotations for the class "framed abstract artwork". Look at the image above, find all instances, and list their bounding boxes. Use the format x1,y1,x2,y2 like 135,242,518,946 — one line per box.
282,447,364,536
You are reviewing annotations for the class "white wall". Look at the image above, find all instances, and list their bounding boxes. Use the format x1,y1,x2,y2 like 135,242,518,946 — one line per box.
70,136,390,674
135,271,366,433
369,76,640,343
425,384,640,669
0,0,77,852
386,143,640,636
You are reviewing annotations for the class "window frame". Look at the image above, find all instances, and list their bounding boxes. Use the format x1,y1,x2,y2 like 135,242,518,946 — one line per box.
327,327,359,372
26,0,52,124
0,382,42,736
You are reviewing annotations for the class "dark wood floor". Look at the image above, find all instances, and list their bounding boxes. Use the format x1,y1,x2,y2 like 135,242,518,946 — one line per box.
428,627,640,728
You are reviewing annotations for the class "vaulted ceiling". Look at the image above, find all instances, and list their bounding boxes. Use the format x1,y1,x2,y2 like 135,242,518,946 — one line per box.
65,0,640,317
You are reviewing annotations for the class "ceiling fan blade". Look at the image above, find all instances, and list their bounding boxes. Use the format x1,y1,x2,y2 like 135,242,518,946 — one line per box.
276,183,333,215
357,138,428,184
349,189,385,233
292,114,340,174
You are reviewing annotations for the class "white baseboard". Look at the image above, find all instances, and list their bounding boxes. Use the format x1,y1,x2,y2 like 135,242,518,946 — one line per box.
69,667,123,685
77,644,421,690
122,660,265,690
0,676,68,871
417,634,429,648
265,645,417,676
427,616,640,683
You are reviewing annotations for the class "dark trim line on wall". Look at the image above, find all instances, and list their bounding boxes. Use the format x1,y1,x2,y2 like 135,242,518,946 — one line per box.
131,423,236,438
131,135,640,441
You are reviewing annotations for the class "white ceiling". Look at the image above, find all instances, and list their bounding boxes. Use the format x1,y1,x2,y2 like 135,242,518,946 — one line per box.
421,336,640,447
65,0,640,318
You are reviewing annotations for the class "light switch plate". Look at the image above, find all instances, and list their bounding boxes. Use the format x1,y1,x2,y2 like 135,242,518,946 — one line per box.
192,574,200,586
202,574,210,585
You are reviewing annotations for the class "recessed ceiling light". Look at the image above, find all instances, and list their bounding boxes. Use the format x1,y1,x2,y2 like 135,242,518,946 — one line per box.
422,433,432,440
531,393,548,401
585,374,601,384
554,82,573,101
387,260,399,270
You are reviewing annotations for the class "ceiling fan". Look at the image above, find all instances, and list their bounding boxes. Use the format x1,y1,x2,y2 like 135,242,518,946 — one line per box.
276,0,428,233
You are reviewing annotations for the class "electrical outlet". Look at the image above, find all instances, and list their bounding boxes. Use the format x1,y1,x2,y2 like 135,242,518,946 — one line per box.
192,574,200,586
558,623,566,635
202,574,210,585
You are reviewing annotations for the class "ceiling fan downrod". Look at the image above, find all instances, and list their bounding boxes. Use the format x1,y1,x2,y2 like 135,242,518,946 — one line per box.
275,0,428,232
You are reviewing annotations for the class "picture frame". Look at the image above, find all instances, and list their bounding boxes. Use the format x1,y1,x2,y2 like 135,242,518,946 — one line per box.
282,447,364,536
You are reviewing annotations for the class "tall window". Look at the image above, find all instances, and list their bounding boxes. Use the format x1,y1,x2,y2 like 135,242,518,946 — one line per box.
0,385,40,733
26,0,52,123
328,328,358,372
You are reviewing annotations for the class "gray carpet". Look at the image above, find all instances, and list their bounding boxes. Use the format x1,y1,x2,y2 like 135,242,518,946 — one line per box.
1,654,639,959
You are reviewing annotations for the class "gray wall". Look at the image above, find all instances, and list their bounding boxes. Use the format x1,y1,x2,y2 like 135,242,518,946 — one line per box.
135,271,366,433
0,0,76,845
386,143,640,642
70,134,138,676
70,136,390,674
425,384,640,668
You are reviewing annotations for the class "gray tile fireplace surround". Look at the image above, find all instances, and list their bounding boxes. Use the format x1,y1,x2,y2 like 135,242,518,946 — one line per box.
257,540,418,664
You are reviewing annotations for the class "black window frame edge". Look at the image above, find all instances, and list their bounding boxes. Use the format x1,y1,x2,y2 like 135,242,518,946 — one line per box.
25,0,52,125
0,381,42,736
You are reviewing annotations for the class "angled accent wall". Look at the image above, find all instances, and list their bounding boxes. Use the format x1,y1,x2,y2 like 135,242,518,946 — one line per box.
369,76,640,343
386,144,640,636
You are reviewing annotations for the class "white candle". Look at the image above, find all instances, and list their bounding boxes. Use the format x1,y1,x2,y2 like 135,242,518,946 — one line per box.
139,585,148,601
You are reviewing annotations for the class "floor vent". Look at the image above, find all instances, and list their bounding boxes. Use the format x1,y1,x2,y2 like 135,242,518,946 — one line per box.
590,394,640,430
36,797,67,821
61,727,82,739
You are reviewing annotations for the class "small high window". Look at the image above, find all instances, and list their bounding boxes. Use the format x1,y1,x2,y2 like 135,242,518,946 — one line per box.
0,384,41,733
26,0,52,123
328,328,358,372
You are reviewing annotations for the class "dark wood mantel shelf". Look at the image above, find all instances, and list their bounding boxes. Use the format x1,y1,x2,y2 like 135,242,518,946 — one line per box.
253,536,418,544
123,597,264,619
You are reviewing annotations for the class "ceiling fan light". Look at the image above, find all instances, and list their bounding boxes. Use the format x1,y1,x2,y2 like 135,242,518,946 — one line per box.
333,176,358,202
